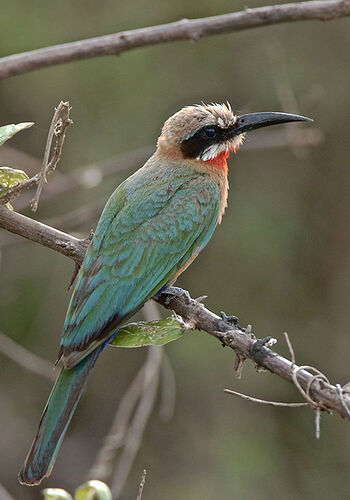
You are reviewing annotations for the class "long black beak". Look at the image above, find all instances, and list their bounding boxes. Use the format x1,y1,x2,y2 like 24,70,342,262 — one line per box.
234,112,313,135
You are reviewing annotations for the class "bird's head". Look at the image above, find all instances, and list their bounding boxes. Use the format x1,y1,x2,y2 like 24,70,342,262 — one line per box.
157,103,312,170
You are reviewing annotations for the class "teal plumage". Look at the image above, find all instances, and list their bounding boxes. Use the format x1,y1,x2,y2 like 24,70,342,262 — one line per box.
60,162,221,367
19,103,309,486
19,157,223,486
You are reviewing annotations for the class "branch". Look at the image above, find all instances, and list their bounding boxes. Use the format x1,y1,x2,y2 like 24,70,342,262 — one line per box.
0,205,88,264
136,470,147,500
0,331,55,381
1,208,349,422
0,483,15,500
157,291,350,421
31,101,72,211
0,0,349,79
111,345,161,499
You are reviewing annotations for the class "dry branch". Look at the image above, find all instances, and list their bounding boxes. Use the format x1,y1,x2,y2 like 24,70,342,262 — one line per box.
0,331,55,381
136,470,147,500
0,0,349,79
0,205,89,264
0,483,15,500
224,388,308,407
0,206,349,421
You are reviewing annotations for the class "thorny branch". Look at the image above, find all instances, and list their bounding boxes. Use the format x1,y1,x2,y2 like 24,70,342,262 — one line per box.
0,101,72,208
0,1,349,78
1,206,350,422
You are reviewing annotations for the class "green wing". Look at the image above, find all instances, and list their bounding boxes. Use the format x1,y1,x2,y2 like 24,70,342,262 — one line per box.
60,169,220,366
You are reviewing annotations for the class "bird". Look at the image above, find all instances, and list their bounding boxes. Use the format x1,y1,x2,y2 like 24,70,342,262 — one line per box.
19,102,311,486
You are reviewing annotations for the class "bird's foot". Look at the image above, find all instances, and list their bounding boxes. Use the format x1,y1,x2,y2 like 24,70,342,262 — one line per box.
161,286,191,306
217,311,240,332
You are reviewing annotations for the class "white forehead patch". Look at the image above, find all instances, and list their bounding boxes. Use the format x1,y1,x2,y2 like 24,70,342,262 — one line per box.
205,102,237,129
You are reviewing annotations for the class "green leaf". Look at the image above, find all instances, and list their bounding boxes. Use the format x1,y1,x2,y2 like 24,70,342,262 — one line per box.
42,488,73,500
0,166,29,197
0,121,34,146
109,317,185,348
75,480,112,500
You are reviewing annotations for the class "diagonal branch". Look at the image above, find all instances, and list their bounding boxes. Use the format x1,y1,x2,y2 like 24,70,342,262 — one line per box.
0,205,349,422
0,205,89,264
0,0,349,79
0,331,55,381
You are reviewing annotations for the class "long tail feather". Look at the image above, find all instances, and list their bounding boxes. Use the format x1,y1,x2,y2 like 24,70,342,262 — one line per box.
18,349,100,486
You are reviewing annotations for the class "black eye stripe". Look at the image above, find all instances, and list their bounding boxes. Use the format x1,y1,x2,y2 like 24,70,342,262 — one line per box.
180,125,235,159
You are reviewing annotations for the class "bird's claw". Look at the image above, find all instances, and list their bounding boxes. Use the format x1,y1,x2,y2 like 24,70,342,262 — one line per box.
162,286,191,306
220,311,239,325
217,311,240,331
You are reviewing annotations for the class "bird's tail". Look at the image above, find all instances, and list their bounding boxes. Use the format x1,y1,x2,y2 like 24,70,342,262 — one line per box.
18,348,100,486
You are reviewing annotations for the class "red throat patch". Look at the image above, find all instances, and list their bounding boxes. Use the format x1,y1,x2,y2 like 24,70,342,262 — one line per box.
204,146,234,171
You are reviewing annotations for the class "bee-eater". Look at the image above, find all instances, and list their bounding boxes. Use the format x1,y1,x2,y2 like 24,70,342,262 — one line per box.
19,103,311,485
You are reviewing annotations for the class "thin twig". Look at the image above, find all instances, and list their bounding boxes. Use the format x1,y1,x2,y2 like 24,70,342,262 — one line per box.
291,365,329,410
0,1,349,78
88,301,163,500
0,101,72,208
159,352,176,421
88,366,146,480
283,332,295,367
136,469,147,500
0,331,55,381
111,302,163,499
224,388,308,407
0,483,15,500
31,101,72,211
315,408,321,439
111,346,162,499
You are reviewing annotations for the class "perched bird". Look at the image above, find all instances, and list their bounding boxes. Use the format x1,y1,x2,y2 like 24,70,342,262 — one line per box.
19,103,311,485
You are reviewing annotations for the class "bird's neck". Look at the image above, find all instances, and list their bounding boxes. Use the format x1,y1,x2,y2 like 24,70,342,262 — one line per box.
154,148,229,224
202,149,230,172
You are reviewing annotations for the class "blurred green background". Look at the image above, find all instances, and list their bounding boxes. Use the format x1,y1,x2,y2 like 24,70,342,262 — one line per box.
1,1,350,499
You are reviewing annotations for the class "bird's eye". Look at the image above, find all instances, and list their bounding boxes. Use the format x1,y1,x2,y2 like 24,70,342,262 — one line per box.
204,127,216,138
